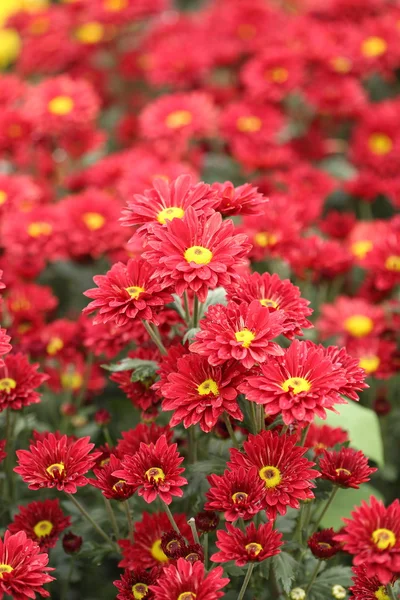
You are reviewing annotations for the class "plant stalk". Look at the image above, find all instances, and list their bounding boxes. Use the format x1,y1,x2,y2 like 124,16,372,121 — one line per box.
311,486,339,533
223,413,240,448
304,560,322,596
66,493,117,551
237,563,255,600
161,500,181,534
142,320,167,355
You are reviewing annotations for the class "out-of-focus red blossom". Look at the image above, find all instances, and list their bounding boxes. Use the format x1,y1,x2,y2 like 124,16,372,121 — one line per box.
116,423,173,458
14,432,101,493
350,566,397,600
319,447,377,489
62,532,83,555
94,409,111,426
8,499,71,551
317,296,386,342
0,353,47,413
90,454,135,501
308,529,342,560
0,329,12,365
0,440,6,464
211,181,268,216
285,236,353,282
319,211,356,239
304,423,349,456
114,568,157,600
211,521,282,566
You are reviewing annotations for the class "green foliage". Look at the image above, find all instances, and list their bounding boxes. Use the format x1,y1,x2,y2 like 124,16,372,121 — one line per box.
272,551,298,594
102,358,159,383
321,483,384,529
303,566,353,600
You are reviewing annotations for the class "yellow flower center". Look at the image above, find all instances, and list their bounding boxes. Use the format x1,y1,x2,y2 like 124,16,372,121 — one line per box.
351,240,373,259
267,67,289,83
231,491,248,503
8,124,22,138
112,479,127,493
359,355,380,374
259,465,282,488
0,190,7,205
75,22,104,44
237,23,256,40
236,115,262,133
132,583,149,600
375,586,390,600
125,285,145,299
47,337,64,356
254,232,277,247
281,377,311,394
150,539,168,562
245,542,263,557
368,133,393,156
178,594,196,600
27,222,53,237
82,212,105,231
335,468,352,476
344,315,374,338
145,467,165,483
197,378,219,396
0,564,13,578
0,378,17,393
0,29,21,69
165,110,193,129
184,246,213,265
33,520,53,538
46,462,65,477
372,528,397,550
385,255,400,271
61,372,83,391
361,36,387,58
318,542,332,549
157,206,185,225
11,297,31,311
48,96,74,116
29,16,49,35
259,298,279,309
331,56,352,73
104,0,127,11
235,328,255,348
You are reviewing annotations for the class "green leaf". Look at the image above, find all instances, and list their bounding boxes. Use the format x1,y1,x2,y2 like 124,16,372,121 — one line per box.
272,551,298,594
183,328,200,343
305,566,353,600
321,484,384,529
316,401,384,467
102,358,158,379
201,287,227,318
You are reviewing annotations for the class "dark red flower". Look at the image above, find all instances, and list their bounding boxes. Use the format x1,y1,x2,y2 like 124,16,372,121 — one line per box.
0,530,54,599
8,499,71,550
319,447,377,489
228,430,319,519
114,568,157,600
90,454,135,501
161,531,186,558
117,423,173,458
62,532,83,555
304,423,349,457
149,558,229,600
94,409,111,426
15,433,101,493
195,511,219,534
190,301,285,370
111,370,160,414
308,529,342,560
113,435,187,504
350,566,396,600
0,353,48,413
211,521,282,566
143,208,251,302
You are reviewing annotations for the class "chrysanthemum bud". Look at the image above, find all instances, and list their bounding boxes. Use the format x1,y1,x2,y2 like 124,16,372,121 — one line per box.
332,584,346,599
94,408,111,426
290,587,306,600
62,532,83,554
195,510,219,533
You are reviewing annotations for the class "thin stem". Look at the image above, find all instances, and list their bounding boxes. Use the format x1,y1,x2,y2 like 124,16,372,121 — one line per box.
4,409,16,503
203,533,209,570
256,405,265,432
238,517,247,533
161,500,181,535
192,295,200,328
250,402,258,435
188,517,200,545
223,413,240,449
304,560,322,596
103,497,120,539
311,487,339,534
183,291,191,325
237,563,255,600
76,351,94,408
142,320,167,355
66,493,117,551
294,502,305,545
281,424,289,435
60,556,75,600
299,424,310,447
187,426,197,463
103,426,113,448
123,500,134,542
386,585,397,600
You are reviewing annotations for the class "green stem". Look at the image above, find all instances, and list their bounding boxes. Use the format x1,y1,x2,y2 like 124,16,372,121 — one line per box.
60,556,75,600
237,563,255,600
223,413,240,449
299,424,310,447
281,424,289,435
142,320,167,355
66,493,117,551
294,502,306,545
192,295,200,328
386,585,397,600
187,426,197,463
188,517,200,545
203,533,209,570
75,351,94,408
312,487,339,533
103,426,113,448
123,500,134,542
4,409,16,503
183,291,191,325
103,497,120,539
238,517,247,533
250,402,258,435
256,405,265,432
161,500,181,535
304,560,322,596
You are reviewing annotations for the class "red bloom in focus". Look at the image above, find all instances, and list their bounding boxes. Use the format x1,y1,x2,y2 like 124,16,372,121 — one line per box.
211,522,282,566
308,529,342,560
114,568,157,600
226,272,313,339
240,340,348,426
190,301,284,369
121,175,218,236
149,558,229,600
90,454,135,501
205,467,266,522
320,447,377,489
350,566,396,600
161,355,243,432
15,433,101,493
211,181,268,217
84,258,173,327
335,497,400,584
319,344,369,401
0,530,54,600
304,423,349,457
117,423,173,458
8,499,71,550
113,436,187,504
0,353,47,413
228,430,319,519
143,208,251,302
317,296,386,342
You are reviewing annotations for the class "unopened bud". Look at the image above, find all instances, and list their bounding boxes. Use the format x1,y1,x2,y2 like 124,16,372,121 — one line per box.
290,588,306,600
332,584,346,599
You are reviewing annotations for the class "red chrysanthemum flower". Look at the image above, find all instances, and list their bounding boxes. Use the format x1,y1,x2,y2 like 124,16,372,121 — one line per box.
90,454,135,501
308,529,342,560
205,467,266,522
153,344,189,398
117,423,173,459
226,272,313,339
195,511,220,534
211,522,282,566
239,340,348,426
149,558,229,600
364,228,400,292
161,354,243,432
319,344,369,401
304,423,349,457
319,447,377,489
190,301,285,369
0,353,48,413
114,568,157,600
317,296,386,342
84,258,173,327
211,181,268,217
350,566,396,600
113,436,187,505
121,175,218,237
142,208,251,302
0,530,54,600
346,338,397,380
160,531,186,558
228,430,319,519
0,329,11,365
8,499,71,550
335,497,400,584
118,512,193,571
14,433,101,494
